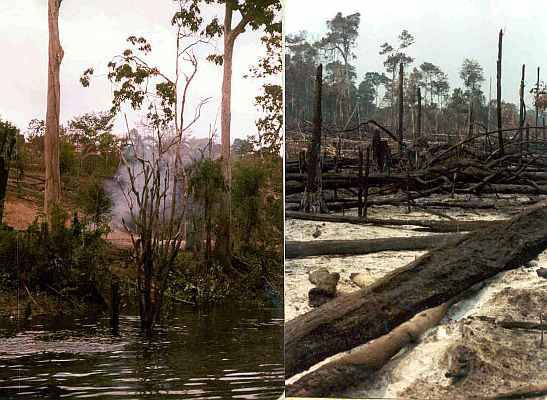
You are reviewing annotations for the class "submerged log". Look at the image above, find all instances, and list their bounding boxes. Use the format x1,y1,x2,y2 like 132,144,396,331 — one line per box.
285,200,547,378
286,234,462,259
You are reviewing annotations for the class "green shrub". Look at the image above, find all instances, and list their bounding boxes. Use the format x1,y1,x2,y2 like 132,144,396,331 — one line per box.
77,178,112,225
0,215,108,305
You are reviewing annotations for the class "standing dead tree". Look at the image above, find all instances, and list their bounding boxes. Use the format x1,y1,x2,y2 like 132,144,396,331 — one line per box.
45,0,63,222
301,64,328,213
119,129,187,337
398,61,404,154
496,29,504,156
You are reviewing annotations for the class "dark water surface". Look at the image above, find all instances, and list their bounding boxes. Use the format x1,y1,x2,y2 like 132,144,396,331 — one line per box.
0,304,283,399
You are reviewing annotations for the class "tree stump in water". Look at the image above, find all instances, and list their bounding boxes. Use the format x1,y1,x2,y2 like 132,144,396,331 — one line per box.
308,268,339,307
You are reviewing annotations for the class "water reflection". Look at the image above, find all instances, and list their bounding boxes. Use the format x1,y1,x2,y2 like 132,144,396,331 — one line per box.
0,305,283,399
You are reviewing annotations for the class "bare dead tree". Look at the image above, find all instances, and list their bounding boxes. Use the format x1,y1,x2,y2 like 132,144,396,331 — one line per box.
496,29,504,155
119,125,187,337
301,64,328,213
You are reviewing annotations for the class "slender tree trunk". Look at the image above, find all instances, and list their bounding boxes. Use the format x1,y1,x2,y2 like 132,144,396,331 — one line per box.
497,29,504,155
417,87,422,140
301,64,327,213
45,0,63,221
536,67,540,141
519,64,525,157
398,62,404,154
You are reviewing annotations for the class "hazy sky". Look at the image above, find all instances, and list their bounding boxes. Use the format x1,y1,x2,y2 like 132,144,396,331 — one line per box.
0,1,276,141
286,0,547,106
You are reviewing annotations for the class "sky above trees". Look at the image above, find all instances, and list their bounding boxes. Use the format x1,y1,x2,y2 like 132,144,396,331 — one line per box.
0,0,274,140
286,0,547,106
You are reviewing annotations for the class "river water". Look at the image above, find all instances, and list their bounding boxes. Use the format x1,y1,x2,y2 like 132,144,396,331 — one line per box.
0,304,283,399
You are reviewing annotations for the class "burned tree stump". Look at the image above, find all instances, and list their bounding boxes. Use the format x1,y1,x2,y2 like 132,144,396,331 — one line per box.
301,64,328,213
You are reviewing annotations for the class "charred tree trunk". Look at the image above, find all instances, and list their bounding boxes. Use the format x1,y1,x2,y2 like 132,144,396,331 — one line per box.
519,64,525,158
301,64,327,213
45,0,63,222
497,29,504,156
536,67,540,141
398,62,404,154
285,200,547,377
357,147,363,217
417,87,422,141
363,146,370,219
111,278,120,336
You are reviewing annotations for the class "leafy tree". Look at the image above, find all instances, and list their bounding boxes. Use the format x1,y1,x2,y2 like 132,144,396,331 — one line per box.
187,158,225,265
178,0,282,260
317,12,361,126
246,30,283,154
380,30,415,123
77,178,112,226
460,58,485,93
285,32,319,125
0,119,18,224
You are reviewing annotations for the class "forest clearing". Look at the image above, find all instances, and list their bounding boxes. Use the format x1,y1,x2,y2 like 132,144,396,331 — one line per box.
0,0,283,398
285,7,547,399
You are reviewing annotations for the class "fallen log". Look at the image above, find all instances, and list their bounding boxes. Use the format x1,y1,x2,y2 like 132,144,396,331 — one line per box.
473,316,547,331
285,200,547,378
485,382,547,399
285,211,502,233
286,283,485,397
286,303,450,397
286,234,462,259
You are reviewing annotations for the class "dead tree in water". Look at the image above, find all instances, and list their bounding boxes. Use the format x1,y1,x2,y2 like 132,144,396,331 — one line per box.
301,64,328,213
497,29,504,155
120,129,188,338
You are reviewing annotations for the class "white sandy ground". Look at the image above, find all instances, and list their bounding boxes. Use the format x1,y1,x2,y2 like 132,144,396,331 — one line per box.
285,199,547,399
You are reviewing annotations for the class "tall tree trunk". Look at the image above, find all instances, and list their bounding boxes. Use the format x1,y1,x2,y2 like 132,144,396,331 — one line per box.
300,64,327,213
417,87,422,140
397,62,404,154
519,64,525,157
496,29,504,156
217,3,248,261
536,67,540,141
45,0,63,221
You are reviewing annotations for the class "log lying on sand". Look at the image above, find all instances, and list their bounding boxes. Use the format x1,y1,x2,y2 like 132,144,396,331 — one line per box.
486,382,547,400
286,234,463,259
287,303,450,397
285,200,547,378
286,283,485,397
286,211,502,233
473,316,547,331
308,268,340,307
